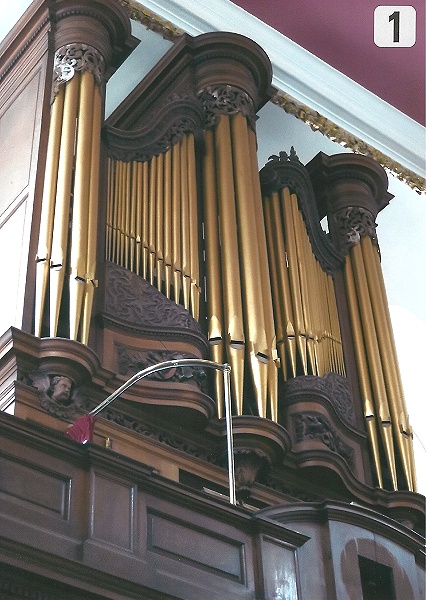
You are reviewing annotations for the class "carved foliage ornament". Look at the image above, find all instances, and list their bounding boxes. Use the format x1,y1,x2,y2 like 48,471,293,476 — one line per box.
53,43,105,96
198,85,256,130
332,206,378,254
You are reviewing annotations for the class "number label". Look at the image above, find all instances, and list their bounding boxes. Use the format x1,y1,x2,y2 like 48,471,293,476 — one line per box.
374,6,416,47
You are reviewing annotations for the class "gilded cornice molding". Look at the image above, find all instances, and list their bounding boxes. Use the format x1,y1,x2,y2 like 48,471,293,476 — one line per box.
115,2,424,192
118,0,183,39
272,92,425,195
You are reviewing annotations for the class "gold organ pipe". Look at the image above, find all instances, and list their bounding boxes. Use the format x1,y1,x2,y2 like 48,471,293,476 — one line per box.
135,161,143,276
203,128,225,416
344,257,383,487
69,70,95,340
111,160,120,265
231,112,268,418
34,85,65,337
281,187,308,374
187,133,200,320
271,192,297,378
264,196,287,381
361,235,414,490
180,136,191,310
49,73,80,336
351,242,398,489
81,82,102,345
156,153,164,291
141,161,149,279
123,161,131,270
163,148,172,299
148,155,157,286
214,114,245,414
129,161,137,273
106,158,114,262
248,127,279,421
171,142,182,304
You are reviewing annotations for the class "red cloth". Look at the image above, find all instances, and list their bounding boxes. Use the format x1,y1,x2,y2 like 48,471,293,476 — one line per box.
65,414,95,444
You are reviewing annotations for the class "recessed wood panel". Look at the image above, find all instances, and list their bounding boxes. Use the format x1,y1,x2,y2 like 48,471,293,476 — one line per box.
0,453,70,519
147,510,244,581
91,473,135,551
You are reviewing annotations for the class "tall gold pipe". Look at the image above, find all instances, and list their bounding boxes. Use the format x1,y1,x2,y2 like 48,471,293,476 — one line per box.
203,128,225,417
214,115,245,415
361,235,414,490
281,187,307,374
106,158,114,262
171,142,182,304
270,192,297,378
187,133,200,320
231,112,268,417
351,242,397,489
163,148,172,299
135,161,143,276
81,82,102,345
264,196,287,381
248,127,279,420
180,136,191,310
129,161,137,273
111,160,120,265
141,160,149,279
123,161,132,270
69,70,95,340
148,155,157,286
345,257,383,487
156,153,164,291
34,86,65,337
49,73,80,336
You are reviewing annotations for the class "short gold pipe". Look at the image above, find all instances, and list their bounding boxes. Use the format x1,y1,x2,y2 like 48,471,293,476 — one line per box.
141,161,149,279
281,188,307,374
148,155,157,286
135,161,143,276
106,158,114,262
171,141,182,304
129,161,137,273
34,85,65,337
69,70,95,340
163,148,172,299
361,235,414,490
344,257,383,487
49,73,80,336
81,82,102,345
111,160,120,265
351,242,398,490
123,161,132,271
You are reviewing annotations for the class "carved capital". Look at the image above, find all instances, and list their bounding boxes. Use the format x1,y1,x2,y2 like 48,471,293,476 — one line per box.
53,43,105,93
331,206,379,254
198,85,256,130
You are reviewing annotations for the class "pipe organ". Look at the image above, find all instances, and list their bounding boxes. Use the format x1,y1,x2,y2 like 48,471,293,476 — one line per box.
32,28,416,492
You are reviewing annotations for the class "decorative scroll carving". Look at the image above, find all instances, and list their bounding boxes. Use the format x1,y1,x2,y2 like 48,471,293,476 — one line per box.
116,344,208,391
292,412,355,468
102,407,218,464
331,206,378,254
29,372,82,419
198,85,256,130
260,149,344,272
53,44,105,95
284,373,356,425
104,261,203,335
106,94,205,162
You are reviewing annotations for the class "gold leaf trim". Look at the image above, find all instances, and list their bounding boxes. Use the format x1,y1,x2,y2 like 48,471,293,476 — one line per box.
119,0,183,40
272,91,425,195
120,3,424,194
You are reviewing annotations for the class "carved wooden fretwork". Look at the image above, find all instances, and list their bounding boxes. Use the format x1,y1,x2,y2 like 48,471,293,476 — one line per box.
115,345,208,391
106,94,205,162
331,206,379,255
260,149,344,272
292,412,355,468
198,85,256,131
283,372,356,425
